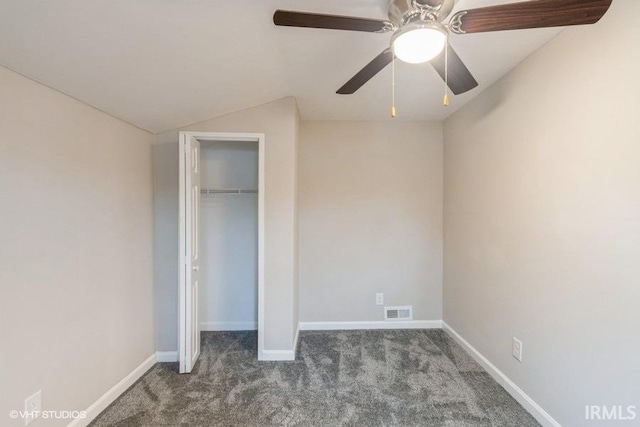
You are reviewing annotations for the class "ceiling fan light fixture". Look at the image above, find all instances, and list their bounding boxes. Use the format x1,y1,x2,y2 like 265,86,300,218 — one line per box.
391,21,447,64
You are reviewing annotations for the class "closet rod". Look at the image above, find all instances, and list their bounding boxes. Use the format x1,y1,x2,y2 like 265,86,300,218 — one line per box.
200,189,258,195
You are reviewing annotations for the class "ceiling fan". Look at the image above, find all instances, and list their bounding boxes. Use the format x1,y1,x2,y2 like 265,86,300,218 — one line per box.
273,0,613,97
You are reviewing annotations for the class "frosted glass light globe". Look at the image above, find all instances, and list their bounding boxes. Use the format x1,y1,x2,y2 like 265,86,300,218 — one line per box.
392,22,447,64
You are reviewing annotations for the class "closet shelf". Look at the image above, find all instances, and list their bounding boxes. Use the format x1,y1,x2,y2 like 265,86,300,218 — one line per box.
200,189,258,195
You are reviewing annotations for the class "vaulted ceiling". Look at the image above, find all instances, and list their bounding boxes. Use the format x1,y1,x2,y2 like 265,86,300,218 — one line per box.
0,0,561,133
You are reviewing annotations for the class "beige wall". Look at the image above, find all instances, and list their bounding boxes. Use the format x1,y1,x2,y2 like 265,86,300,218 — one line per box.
443,1,640,425
154,97,299,351
0,66,154,425
299,121,443,323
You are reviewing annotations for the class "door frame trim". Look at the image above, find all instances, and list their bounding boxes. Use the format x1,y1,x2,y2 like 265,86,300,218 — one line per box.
178,131,266,368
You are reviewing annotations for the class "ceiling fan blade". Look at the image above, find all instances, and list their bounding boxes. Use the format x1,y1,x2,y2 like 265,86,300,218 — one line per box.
431,44,478,95
449,0,613,34
337,49,394,95
274,10,393,33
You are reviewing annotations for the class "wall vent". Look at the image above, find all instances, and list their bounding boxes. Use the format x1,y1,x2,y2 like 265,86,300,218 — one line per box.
384,306,413,321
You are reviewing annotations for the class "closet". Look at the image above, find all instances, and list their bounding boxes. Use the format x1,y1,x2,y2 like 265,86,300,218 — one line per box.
199,140,258,332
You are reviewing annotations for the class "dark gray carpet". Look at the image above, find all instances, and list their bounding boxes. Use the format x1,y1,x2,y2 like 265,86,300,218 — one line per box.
90,330,540,426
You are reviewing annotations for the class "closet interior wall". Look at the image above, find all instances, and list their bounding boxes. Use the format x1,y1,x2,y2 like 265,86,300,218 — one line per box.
199,140,259,331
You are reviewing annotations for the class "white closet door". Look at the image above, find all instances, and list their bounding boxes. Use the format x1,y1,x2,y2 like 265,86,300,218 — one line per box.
179,133,201,373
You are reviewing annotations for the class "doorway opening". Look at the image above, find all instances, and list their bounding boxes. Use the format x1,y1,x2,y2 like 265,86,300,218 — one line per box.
179,132,265,373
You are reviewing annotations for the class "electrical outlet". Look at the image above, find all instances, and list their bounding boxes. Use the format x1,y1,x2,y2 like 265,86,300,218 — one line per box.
512,337,523,362
375,293,384,306
24,390,42,425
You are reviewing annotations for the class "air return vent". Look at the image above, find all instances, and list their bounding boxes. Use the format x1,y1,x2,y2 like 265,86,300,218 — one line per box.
384,306,413,321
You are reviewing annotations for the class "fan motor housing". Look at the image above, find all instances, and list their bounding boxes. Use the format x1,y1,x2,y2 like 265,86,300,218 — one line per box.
387,0,455,25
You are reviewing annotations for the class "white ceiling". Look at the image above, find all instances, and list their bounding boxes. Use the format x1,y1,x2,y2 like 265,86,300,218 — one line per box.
0,0,561,133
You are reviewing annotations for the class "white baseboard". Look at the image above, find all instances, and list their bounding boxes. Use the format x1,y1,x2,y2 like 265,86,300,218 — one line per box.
299,320,442,331
67,353,156,427
156,351,178,363
261,349,296,361
200,321,257,331
442,322,561,427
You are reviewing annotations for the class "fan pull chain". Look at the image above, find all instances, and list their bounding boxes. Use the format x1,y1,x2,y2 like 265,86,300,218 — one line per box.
391,53,397,118
443,39,450,107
